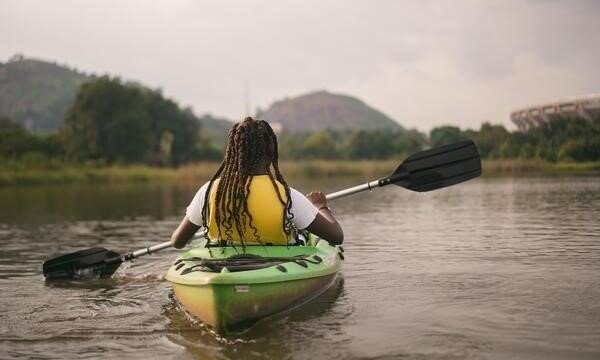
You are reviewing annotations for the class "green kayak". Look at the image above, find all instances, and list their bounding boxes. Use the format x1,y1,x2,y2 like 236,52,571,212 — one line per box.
165,236,343,332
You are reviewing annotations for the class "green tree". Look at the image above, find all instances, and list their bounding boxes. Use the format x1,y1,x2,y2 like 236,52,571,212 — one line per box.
301,131,339,159
559,138,600,161
62,77,200,165
346,130,396,159
467,123,510,158
501,115,600,162
0,117,32,158
0,117,24,130
429,126,466,147
394,129,426,155
499,132,535,159
0,117,64,160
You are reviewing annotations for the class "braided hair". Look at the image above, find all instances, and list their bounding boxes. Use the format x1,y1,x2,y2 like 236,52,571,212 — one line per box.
200,117,294,247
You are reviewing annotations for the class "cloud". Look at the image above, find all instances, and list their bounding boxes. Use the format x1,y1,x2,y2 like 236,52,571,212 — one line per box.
1,0,598,131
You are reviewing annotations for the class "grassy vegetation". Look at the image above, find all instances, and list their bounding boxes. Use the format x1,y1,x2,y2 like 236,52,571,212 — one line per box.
0,164,177,186
281,160,398,178
0,160,395,186
1,159,599,186
483,159,600,176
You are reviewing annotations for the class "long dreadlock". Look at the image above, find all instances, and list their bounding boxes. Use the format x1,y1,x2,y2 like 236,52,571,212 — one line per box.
200,117,294,247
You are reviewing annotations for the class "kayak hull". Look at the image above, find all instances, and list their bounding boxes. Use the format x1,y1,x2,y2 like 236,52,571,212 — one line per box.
165,238,342,332
171,273,338,330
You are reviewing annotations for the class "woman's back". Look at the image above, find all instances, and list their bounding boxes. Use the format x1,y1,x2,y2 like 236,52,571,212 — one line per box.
187,175,324,245
206,176,288,244
171,117,343,249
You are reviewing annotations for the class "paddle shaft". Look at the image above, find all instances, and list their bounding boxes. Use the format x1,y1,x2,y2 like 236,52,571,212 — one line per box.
122,181,382,262
325,180,377,201
113,140,481,261
118,182,359,262
325,173,408,201
43,140,480,279
116,241,173,262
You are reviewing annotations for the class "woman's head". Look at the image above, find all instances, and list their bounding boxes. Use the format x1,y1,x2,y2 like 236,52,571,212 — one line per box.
201,117,293,246
223,117,278,173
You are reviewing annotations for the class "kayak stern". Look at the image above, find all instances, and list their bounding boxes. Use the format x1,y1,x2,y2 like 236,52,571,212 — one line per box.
171,274,338,331
166,239,342,332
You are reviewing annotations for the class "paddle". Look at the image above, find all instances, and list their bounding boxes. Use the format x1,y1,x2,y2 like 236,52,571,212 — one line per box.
42,241,174,280
326,139,481,200
42,139,481,280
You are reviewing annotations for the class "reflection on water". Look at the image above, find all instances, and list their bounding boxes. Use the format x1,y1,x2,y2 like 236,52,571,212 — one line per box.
0,182,194,224
1,177,599,359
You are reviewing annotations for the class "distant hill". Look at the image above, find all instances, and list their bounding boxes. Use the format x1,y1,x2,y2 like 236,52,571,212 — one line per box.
197,114,233,145
0,55,90,131
0,55,233,143
0,56,401,139
256,90,402,133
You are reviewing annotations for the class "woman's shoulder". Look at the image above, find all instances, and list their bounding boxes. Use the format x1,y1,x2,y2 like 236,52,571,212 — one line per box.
192,180,217,198
198,180,211,192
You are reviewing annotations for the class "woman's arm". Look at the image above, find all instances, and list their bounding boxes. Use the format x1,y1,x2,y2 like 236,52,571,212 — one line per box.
305,191,344,245
170,216,201,249
172,182,209,249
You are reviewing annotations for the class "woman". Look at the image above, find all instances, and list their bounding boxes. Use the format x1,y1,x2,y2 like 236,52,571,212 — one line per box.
171,117,343,249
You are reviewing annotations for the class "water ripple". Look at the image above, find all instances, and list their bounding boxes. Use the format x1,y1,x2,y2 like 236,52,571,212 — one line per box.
0,178,599,359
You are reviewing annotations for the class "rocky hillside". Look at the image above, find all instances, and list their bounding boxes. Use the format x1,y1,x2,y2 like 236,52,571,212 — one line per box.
0,55,234,141
0,56,401,138
256,90,402,133
0,55,90,131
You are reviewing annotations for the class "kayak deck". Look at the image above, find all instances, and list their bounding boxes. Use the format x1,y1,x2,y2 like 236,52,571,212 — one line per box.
165,238,343,332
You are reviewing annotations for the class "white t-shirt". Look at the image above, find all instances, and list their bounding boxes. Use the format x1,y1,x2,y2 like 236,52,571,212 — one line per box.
186,182,319,230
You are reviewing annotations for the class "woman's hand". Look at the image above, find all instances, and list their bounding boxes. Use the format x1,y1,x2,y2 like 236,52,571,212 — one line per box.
305,191,344,245
306,191,327,210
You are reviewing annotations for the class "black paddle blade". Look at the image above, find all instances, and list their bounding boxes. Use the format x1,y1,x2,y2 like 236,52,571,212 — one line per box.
43,247,123,280
382,140,481,192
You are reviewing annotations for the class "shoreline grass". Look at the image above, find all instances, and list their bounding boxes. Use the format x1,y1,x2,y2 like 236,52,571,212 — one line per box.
1,159,599,186
482,159,600,176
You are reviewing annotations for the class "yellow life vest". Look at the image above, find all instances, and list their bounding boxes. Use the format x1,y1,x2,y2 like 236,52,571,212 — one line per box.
206,175,289,244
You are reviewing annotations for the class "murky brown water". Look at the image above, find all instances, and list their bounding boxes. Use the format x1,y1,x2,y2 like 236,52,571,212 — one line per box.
1,177,599,359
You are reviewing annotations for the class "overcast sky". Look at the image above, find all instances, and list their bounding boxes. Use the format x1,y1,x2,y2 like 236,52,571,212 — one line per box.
1,0,599,131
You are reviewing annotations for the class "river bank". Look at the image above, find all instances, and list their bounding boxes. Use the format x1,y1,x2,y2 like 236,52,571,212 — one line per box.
1,159,599,186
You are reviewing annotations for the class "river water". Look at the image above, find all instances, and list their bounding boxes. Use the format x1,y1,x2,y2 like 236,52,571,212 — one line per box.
0,176,599,359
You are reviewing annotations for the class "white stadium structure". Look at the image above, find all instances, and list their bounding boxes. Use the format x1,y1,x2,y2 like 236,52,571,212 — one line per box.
511,94,600,131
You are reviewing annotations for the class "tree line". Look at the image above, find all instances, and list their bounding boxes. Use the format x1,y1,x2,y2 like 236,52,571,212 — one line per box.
1,76,600,165
429,118,600,162
1,76,222,167
272,115,600,162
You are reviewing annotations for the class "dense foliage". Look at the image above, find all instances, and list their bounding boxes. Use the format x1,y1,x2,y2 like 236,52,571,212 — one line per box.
0,77,225,165
477,117,599,161
277,129,426,160
276,116,600,161
1,73,599,165
0,117,63,163
3,56,597,165
62,76,203,165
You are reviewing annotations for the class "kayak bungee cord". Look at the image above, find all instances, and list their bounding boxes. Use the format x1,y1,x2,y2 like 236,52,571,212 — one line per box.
176,253,325,274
